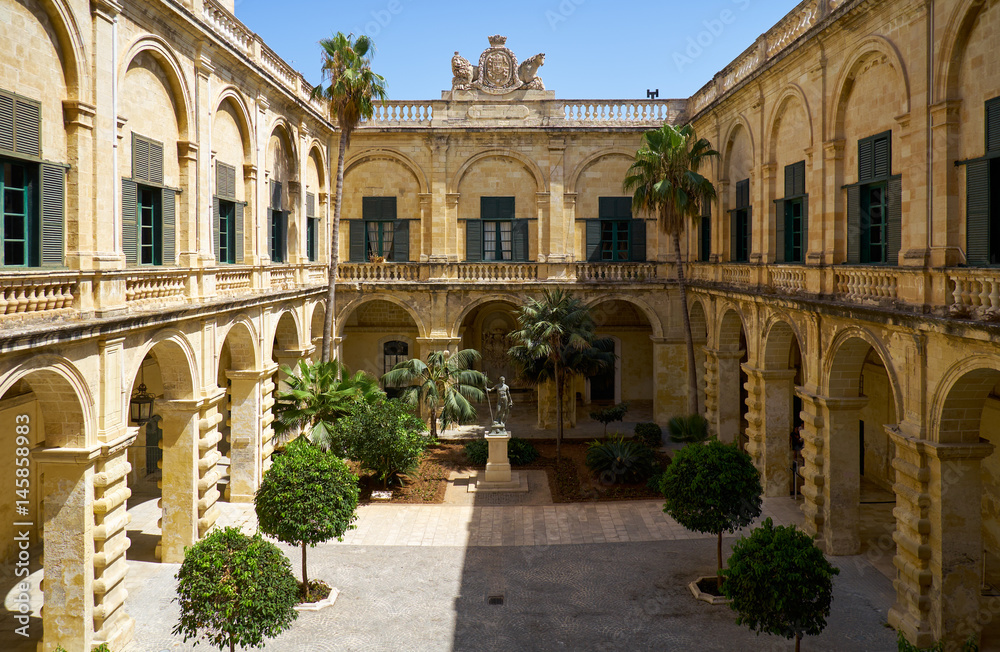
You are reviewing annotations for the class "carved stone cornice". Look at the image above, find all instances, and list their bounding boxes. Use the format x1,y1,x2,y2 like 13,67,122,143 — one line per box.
91,0,122,21
63,100,96,130
177,141,198,162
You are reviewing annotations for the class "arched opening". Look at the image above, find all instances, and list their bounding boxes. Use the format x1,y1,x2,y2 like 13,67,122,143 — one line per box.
715,309,749,446
266,125,297,264
339,300,420,382
823,335,898,557
760,320,805,496
589,299,654,425
310,301,326,353
458,300,526,428
217,322,259,503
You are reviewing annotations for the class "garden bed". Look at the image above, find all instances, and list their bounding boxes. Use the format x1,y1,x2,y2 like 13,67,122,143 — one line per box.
352,440,669,504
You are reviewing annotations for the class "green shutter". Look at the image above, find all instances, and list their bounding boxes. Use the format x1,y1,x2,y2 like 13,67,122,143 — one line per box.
235,202,244,264
393,219,409,262
700,215,711,262
40,163,65,267
149,140,164,185
481,197,496,220
466,219,483,262
858,137,873,182
966,159,990,265
886,175,902,265
362,196,377,219
785,160,805,196
846,185,861,264
802,195,809,258
213,195,221,262
730,210,738,261
122,178,138,265
618,197,633,219
162,188,175,265
987,98,1000,154
13,97,40,158
873,135,890,179
630,219,646,262
747,206,752,258
133,134,149,182
0,94,13,152
306,192,316,218
586,219,601,261
599,197,613,219
784,165,796,198
349,220,365,262
217,162,237,199
385,196,398,219
265,209,272,260
774,200,785,263
512,219,529,262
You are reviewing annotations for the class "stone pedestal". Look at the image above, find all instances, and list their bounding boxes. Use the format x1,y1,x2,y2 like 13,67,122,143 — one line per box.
484,429,512,483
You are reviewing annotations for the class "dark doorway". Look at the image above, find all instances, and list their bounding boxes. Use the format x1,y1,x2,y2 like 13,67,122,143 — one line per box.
591,365,615,403
859,420,865,476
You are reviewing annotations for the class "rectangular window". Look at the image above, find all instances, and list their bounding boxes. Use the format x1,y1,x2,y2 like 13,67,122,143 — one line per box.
214,162,239,264
362,196,399,261
307,217,318,262
731,179,750,263
597,197,632,262
473,196,525,262
218,200,236,264
847,131,899,265
861,183,887,264
965,99,1000,266
699,200,712,263
138,185,162,265
270,209,285,263
776,161,807,264
1,159,38,267
483,219,512,260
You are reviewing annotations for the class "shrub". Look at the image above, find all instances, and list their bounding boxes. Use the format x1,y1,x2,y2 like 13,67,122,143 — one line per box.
667,414,710,443
585,435,656,484
173,527,298,652
589,401,630,436
646,469,665,493
661,440,762,587
896,632,978,652
255,437,359,600
722,518,839,650
335,397,429,486
464,437,540,466
634,422,663,448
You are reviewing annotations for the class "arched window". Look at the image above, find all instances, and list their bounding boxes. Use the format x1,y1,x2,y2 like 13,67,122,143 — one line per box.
383,340,408,376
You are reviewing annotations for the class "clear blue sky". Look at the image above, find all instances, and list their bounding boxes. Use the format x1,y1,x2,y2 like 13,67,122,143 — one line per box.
234,0,798,99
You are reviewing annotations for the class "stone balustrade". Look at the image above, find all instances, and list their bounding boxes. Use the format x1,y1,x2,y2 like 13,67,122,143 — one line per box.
834,266,898,303
562,100,682,125
367,102,434,125
452,262,538,282
721,263,755,286
125,270,188,308
216,266,254,295
0,272,77,315
268,266,296,290
202,0,254,57
689,0,839,117
338,262,421,282
576,262,657,282
767,265,807,293
948,269,1000,319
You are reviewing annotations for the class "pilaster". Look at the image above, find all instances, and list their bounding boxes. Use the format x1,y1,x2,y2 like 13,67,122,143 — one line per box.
744,366,796,496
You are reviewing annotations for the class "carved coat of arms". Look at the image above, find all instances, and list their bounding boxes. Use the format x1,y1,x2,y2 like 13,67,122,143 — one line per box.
451,35,545,94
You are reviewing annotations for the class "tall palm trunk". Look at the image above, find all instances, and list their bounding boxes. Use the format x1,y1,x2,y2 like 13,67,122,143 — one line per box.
555,363,564,460
673,231,700,416
430,406,438,439
321,130,349,362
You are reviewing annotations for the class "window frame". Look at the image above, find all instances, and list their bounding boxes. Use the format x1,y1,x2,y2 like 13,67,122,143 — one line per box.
0,157,38,267
218,199,236,264
138,184,163,266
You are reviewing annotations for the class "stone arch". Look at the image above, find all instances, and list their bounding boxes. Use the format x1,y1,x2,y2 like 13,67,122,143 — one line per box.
936,0,989,101
128,329,200,402
119,35,193,140
0,354,95,448
764,84,814,164
830,35,911,142
567,149,636,194
213,86,254,162
450,294,523,340
310,300,326,342
307,143,327,193
266,120,298,184
931,355,1000,444
271,308,304,353
584,293,664,339
451,149,547,194
823,327,903,421
761,313,808,376
716,305,749,352
345,148,428,193
28,0,88,99
688,297,709,345
721,114,756,179
218,317,260,372
337,295,428,339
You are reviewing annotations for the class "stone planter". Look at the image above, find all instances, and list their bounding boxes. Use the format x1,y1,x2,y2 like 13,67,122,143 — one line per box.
688,576,730,606
295,583,340,612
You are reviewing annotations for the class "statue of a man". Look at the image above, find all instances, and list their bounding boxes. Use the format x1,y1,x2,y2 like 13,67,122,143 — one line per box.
487,376,512,426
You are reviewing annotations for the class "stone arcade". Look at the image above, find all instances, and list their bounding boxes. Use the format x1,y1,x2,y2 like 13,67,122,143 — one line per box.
1,0,999,649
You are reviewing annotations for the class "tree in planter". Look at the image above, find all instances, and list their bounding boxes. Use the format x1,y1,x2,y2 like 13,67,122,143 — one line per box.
624,123,717,416
173,527,298,652
254,437,359,602
508,289,614,459
382,349,487,439
659,440,762,589
273,358,384,450
313,33,387,363
334,396,429,487
722,518,839,652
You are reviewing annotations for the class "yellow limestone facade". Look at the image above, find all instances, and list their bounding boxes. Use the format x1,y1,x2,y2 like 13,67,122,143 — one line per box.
0,0,998,649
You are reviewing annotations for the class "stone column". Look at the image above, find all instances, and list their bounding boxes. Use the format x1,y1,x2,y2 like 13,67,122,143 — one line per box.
226,369,267,503
928,100,962,268
32,445,98,652
744,366,796,496
821,139,845,264
888,427,994,648
417,192,432,261
651,337,685,424
444,193,460,262
704,348,743,444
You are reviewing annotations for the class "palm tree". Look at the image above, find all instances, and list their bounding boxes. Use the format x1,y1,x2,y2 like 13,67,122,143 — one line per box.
273,358,384,451
381,349,487,439
623,123,718,416
508,289,614,459
312,33,387,363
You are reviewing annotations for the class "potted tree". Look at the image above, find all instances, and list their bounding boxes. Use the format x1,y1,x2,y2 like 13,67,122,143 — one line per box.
659,440,762,600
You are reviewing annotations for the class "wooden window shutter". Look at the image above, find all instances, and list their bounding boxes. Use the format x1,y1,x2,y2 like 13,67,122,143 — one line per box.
774,200,786,263
122,178,138,264
846,185,862,264
465,219,482,262
987,98,1000,154
162,189,176,264
586,220,601,261
0,93,41,157
0,93,13,152
40,163,65,266
886,175,902,265
618,197,633,219
730,210,739,261
362,196,377,219
306,192,316,218
349,220,365,262
393,219,409,262
629,219,646,262
736,179,750,208
481,197,497,220
234,202,244,264
213,196,221,262
873,135,890,179
599,197,613,219
385,196,398,219
217,162,237,199
802,196,809,257
149,140,164,184
512,219,529,262
966,160,990,265
785,161,805,197
133,134,150,182
747,206,753,257
784,165,796,198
